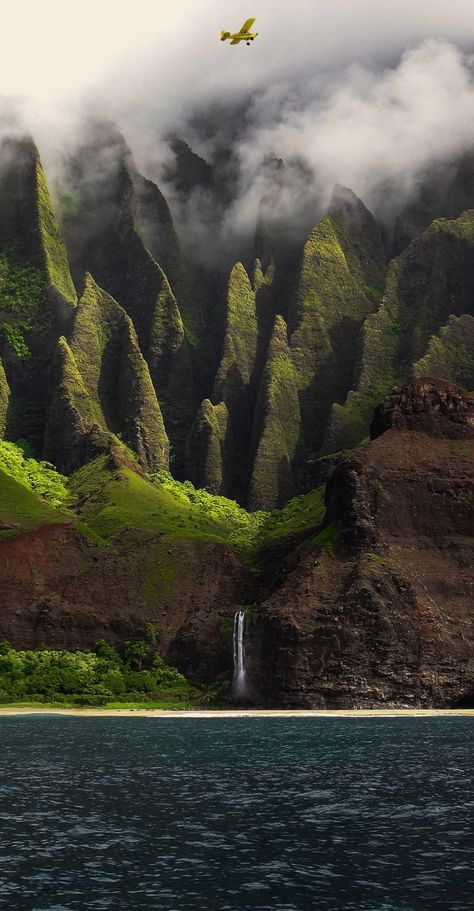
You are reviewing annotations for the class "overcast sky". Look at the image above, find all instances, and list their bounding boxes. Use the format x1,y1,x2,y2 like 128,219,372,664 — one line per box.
2,1,474,257
1,1,473,111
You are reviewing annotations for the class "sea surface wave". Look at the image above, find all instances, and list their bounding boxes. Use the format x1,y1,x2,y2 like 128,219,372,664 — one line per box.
0,716,473,910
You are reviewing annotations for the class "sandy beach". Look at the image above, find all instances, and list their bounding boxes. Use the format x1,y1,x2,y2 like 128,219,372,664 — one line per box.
1,707,473,718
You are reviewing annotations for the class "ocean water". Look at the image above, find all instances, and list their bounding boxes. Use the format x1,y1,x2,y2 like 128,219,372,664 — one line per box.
0,716,473,911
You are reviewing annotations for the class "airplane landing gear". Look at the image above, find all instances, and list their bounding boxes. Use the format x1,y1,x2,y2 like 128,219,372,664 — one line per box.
247,41,250,45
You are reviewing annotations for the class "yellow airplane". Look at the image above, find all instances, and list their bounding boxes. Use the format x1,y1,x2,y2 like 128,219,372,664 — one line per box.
220,18,258,46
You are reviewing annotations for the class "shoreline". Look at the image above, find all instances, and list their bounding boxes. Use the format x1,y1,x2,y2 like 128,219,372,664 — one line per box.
1,707,473,718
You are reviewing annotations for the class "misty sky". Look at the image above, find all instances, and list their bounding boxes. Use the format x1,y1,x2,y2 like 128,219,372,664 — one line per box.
3,1,474,257
2,1,474,112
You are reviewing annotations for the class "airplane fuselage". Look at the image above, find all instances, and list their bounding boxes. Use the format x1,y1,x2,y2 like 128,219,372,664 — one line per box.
221,31,258,43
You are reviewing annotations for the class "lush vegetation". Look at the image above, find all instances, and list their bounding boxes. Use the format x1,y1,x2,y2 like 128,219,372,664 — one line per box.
0,434,328,571
0,468,69,539
35,160,77,305
1,324,30,359
149,470,326,565
0,639,196,707
0,251,47,359
149,469,265,552
0,252,46,315
0,441,69,507
71,454,324,561
0,435,327,561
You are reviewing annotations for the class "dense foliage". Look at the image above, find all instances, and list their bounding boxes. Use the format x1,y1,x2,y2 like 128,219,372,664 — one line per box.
0,639,191,706
1,324,30,359
149,471,326,563
0,252,46,359
149,470,266,554
0,253,46,315
0,441,69,507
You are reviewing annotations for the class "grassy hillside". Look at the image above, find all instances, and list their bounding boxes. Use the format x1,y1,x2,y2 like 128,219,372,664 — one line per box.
0,439,326,567
0,468,70,539
69,454,326,565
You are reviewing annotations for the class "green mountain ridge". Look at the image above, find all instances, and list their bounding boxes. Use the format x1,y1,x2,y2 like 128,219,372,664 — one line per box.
0,123,473,706
0,130,473,513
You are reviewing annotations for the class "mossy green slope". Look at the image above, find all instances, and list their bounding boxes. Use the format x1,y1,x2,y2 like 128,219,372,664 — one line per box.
327,185,386,301
115,317,170,471
70,454,237,544
35,159,77,306
249,316,301,510
208,262,259,499
61,136,197,473
369,211,474,377
214,262,259,398
0,137,76,305
324,209,474,453
0,137,77,451
186,190,385,506
0,468,69,539
288,191,384,463
44,336,106,473
0,359,10,438
0,248,47,371
0,441,69,508
0,432,326,576
71,274,169,472
185,399,229,495
415,314,474,390
0,137,46,268
69,450,326,567
133,172,203,346
44,275,169,473
392,153,474,255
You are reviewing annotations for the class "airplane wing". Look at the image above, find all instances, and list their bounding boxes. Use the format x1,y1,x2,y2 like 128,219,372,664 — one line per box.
240,18,256,34
230,37,241,44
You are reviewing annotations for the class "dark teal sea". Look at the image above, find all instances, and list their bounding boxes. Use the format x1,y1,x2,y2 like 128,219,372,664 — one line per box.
0,716,473,910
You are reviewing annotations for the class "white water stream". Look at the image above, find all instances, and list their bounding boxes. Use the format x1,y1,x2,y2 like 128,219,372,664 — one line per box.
232,610,248,699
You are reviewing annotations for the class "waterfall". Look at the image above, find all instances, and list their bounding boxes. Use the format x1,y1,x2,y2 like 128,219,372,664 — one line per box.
232,610,248,699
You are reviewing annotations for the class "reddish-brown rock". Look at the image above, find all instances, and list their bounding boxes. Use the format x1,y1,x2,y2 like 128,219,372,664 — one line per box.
248,381,474,708
1,379,473,708
0,525,255,684
370,377,474,441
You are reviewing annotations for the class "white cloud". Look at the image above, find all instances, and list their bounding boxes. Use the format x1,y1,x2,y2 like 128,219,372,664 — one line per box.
1,1,474,109
143,40,474,264
2,2,474,264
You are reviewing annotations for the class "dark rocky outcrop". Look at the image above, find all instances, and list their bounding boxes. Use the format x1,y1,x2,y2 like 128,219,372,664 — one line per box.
370,378,474,441
247,380,474,707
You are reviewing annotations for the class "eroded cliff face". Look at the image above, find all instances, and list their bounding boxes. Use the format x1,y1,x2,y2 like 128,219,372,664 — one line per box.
0,522,255,685
247,380,474,708
0,380,472,707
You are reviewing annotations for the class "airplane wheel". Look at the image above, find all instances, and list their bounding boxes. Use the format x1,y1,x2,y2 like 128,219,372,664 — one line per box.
247,41,250,45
